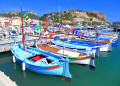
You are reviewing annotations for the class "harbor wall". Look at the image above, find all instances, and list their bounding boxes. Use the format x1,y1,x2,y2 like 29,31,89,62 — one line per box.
0,71,17,86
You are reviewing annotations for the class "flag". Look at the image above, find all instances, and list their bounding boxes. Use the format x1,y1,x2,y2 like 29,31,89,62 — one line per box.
29,21,33,24
25,15,29,19
61,25,64,28
69,28,71,32
58,24,61,28
35,26,41,31
23,13,27,18
40,33,42,36
44,28,46,32
49,34,53,39
71,28,74,34
53,21,55,24
50,20,53,23
81,33,85,36
54,36,59,41
57,23,59,25
72,29,75,34
54,24,59,27
75,30,78,35
40,29,44,33
49,20,51,23
32,24,37,27
79,32,82,36
78,32,80,36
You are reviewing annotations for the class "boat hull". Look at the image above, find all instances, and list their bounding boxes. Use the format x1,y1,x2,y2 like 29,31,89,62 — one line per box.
99,44,111,51
15,57,64,75
69,56,95,67
11,44,72,79
112,39,118,45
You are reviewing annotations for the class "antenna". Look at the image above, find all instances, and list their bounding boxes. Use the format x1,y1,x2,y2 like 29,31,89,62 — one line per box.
59,5,60,24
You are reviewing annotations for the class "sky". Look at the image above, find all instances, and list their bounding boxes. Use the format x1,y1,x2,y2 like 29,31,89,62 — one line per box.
0,0,120,23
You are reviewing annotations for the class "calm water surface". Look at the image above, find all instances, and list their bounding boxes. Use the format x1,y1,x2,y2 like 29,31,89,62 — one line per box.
0,35,120,86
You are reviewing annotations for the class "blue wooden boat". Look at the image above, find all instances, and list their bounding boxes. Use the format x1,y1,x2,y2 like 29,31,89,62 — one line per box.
11,44,72,79
52,40,99,57
96,36,118,46
68,40,111,52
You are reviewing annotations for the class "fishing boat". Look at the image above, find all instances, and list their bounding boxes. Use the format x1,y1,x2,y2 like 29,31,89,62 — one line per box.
96,35,118,46
11,5,72,80
68,40,112,52
36,44,95,67
11,44,72,79
52,40,99,57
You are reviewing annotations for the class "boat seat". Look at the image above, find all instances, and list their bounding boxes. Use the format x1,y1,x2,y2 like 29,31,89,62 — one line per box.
31,56,44,61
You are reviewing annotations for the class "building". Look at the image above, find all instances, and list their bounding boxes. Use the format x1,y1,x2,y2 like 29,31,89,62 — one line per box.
4,18,10,26
10,17,21,26
63,20,71,24
0,16,5,26
112,22,120,31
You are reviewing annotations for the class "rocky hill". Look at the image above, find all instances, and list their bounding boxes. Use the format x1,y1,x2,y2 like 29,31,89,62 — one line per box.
0,10,110,25
0,11,40,19
40,10,109,25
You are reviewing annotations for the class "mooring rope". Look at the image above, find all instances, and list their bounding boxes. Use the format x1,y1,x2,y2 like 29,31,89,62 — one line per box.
70,70,90,86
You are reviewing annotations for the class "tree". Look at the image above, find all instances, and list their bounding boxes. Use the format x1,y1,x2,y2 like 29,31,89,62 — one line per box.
90,18,93,21
41,23,45,26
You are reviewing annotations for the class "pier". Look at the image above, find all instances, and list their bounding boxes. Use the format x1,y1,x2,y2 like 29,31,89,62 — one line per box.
0,71,17,86
0,37,38,53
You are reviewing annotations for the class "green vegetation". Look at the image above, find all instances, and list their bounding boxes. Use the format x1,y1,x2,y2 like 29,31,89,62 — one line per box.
0,13,20,17
86,12,97,18
92,21,102,25
41,23,45,26
64,12,71,20
90,18,93,21
0,11,41,19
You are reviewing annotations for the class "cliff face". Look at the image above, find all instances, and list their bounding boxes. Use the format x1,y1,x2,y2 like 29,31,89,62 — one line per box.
44,10,109,25
63,10,108,25
86,11,106,20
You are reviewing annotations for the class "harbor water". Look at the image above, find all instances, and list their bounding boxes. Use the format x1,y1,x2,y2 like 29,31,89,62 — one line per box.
0,34,120,86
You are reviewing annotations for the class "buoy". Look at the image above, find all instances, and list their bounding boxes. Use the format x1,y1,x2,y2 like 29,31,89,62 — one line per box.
13,56,16,63
22,62,26,71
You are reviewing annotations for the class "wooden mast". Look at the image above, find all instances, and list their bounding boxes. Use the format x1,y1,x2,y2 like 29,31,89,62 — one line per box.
21,5,25,51
45,16,48,46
